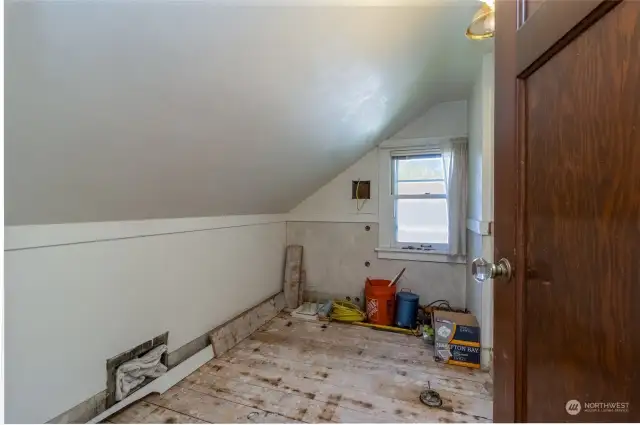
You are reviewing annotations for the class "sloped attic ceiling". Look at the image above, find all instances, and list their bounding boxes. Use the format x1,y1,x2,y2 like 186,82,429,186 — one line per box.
5,1,487,225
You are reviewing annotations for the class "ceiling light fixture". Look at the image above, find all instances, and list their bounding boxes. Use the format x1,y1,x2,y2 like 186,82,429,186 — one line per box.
466,0,495,40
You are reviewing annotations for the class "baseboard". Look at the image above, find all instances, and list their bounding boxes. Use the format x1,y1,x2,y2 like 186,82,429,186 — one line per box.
47,390,108,424
87,347,214,424
46,291,285,424
209,292,285,357
169,290,284,367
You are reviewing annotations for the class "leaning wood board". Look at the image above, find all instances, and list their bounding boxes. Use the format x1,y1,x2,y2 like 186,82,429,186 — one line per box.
283,245,303,309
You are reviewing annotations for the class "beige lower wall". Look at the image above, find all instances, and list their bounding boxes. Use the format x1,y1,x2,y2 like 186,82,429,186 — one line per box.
466,228,494,370
286,221,466,308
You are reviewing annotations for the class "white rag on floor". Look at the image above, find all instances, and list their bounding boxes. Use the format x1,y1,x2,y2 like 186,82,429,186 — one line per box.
115,344,168,401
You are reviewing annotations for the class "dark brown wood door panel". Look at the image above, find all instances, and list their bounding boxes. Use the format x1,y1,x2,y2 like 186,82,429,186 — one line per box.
524,0,546,22
495,0,640,421
524,2,640,420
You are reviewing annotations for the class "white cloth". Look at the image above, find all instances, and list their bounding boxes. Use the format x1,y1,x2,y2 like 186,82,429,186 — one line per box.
442,140,468,256
115,344,168,401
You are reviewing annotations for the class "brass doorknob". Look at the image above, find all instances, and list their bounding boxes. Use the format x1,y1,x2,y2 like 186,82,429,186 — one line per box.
472,257,512,282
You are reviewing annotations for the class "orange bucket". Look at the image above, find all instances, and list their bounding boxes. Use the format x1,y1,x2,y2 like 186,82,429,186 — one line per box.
365,278,397,326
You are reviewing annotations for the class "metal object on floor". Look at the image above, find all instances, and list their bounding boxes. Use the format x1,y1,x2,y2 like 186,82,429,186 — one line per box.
420,382,442,408
352,321,417,336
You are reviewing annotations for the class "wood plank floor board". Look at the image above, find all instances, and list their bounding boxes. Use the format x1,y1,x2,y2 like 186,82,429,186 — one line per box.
111,314,493,423
178,368,386,423
255,317,485,384
212,346,491,419
230,336,490,400
271,313,422,348
266,316,429,356
201,357,491,422
176,368,333,423
146,386,301,423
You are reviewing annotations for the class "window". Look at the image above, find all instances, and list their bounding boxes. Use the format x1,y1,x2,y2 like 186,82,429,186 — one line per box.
377,137,467,262
392,153,448,251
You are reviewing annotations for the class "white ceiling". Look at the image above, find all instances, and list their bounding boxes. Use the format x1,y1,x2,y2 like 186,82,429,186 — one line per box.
6,1,488,225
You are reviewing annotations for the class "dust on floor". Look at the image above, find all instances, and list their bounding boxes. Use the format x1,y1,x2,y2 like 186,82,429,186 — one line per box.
107,313,493,423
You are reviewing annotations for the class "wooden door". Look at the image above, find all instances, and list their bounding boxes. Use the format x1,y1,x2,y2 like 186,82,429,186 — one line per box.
494,0,640,422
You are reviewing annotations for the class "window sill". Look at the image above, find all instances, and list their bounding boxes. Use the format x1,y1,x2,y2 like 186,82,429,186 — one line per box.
375,247,466,264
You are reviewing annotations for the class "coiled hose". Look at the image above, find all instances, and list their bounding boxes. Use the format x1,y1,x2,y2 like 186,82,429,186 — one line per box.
330,300,366,322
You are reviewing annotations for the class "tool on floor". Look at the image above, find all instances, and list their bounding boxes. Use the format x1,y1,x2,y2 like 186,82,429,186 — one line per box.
351,321,417,335
388,267,406,287
420,382,442,408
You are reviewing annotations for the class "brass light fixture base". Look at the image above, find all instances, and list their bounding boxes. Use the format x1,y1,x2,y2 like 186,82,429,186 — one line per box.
466,2,495,40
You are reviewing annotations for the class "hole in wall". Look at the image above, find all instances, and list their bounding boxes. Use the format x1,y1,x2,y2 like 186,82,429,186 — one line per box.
105,332,169,408
352,181,371,200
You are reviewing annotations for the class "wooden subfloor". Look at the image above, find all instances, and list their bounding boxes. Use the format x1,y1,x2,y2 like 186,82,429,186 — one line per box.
108,314,493,423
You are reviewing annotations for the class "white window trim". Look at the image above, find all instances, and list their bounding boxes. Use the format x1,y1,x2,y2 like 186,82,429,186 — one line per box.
377,137,465,264
375,247,466,263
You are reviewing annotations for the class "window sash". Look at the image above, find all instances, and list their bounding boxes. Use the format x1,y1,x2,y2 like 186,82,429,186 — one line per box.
393,197,449,248
391,152,442,161
391,153,448,250
391,153,445,197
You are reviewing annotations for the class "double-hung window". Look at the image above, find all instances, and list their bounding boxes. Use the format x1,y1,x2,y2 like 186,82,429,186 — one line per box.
391,152,448,252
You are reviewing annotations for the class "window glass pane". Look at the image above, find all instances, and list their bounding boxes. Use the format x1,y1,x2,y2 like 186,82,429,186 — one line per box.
397,181,446,196
396,198,448,244
396,156,444,181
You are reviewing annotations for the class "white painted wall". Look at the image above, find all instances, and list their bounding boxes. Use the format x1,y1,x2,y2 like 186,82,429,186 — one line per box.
4,215,286,423
392,100,469,139
289,100,468,223
465,51,494,369
288,101,468,307
288,149,380,222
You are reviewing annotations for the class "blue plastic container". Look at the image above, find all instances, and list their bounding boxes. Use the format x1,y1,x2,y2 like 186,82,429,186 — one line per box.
395,290,420,328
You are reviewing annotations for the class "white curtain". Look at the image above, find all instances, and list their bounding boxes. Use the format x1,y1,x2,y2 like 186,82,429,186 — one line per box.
442,140,468,256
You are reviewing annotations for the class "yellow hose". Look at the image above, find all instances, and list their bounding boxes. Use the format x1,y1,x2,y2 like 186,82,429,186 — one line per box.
330,300,366,322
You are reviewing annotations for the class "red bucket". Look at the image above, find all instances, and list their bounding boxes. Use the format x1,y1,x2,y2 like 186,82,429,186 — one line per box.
365,279,396,325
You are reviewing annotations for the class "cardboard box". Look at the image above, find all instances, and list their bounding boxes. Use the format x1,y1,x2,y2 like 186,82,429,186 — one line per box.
432,310,481,368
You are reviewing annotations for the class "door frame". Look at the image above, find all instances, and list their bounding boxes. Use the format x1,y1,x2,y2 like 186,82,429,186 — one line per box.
493,0,623,422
